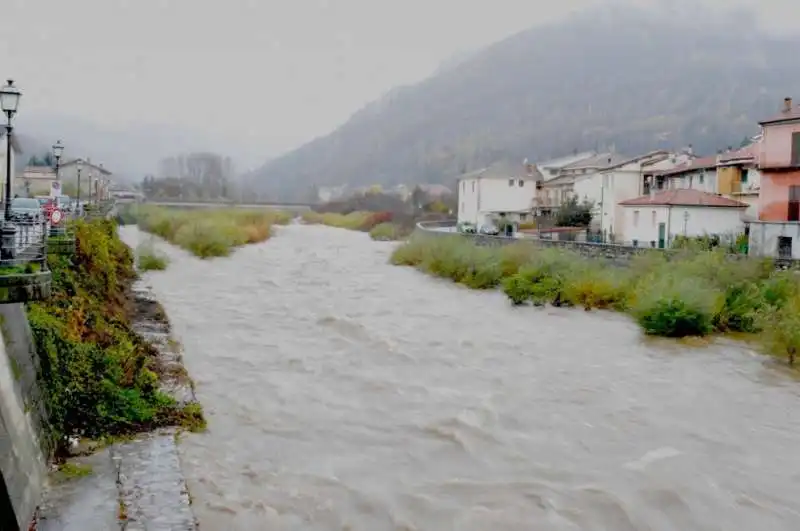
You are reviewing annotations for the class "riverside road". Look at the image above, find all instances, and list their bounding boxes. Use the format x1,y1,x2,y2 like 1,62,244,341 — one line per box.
121,224,800,531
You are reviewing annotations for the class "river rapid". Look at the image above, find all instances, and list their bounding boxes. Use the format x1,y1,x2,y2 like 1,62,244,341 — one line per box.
120,225,800,531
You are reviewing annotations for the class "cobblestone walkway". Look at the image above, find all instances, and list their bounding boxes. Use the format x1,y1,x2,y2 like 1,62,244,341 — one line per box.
37,431,197,530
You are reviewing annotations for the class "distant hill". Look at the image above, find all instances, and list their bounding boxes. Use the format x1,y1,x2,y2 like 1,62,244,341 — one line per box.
247,6,800,201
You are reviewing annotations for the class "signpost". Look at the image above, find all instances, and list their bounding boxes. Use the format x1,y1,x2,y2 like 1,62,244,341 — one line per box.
49,181,61,199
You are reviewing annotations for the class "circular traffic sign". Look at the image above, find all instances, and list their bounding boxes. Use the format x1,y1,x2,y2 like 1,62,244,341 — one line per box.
50,208,63,225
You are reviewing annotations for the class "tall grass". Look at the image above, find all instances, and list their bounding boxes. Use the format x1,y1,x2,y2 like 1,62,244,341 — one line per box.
136,206,291,258
391,234,800,362
136,242,169,271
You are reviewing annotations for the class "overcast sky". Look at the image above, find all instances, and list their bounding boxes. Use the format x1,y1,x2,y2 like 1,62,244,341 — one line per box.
2,0,797,169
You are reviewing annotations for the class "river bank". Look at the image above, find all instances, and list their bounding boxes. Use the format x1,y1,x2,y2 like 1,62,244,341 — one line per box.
29,220,203,529
392,233,800,364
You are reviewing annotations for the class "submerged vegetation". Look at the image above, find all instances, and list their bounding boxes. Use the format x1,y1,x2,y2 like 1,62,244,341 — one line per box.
135,206,292,258
136,242,169,271
300,210,411,240
391,234,800,363
27,220,204,455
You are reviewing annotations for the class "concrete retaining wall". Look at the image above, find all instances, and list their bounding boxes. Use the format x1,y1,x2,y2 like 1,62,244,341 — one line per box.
0,303,48,530
415,221,800,269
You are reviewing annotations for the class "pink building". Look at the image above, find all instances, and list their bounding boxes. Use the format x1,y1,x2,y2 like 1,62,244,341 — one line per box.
749,98,800,259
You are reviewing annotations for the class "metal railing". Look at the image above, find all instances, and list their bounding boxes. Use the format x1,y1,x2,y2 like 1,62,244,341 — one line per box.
0,216,52,303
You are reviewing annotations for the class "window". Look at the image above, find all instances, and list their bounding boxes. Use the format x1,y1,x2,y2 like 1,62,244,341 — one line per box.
741,170,748,184
633,210,640,227
789,185,800,221
520,213,528,221
651,210,656,226
698,173,705,185
508,179,514,187
518,179,524,187
461,181,465,192
778,236,793,259
792,132,800,166
471,181,475,192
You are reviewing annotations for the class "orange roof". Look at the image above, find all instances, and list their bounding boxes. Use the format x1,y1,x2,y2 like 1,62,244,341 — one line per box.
619,188,748,208
760,104,800,125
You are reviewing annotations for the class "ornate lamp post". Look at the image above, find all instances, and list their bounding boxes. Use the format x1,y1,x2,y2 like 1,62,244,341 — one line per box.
52,140,64,190
0,80,21,221
0,80,21,259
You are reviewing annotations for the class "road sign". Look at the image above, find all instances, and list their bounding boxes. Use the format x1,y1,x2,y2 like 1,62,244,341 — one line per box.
50,208,63,225
50,181,62,198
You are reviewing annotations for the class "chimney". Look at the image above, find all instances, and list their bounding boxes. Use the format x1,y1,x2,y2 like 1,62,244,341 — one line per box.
784,97,793,113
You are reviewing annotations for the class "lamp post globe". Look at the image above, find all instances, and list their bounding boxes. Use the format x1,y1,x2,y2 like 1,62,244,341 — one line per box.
0,79,21,117
52,140,64,160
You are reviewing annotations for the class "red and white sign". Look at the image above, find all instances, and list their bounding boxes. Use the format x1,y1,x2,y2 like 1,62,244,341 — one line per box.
50,208,63,225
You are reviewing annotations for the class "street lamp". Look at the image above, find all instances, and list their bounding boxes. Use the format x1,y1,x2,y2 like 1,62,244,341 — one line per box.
76,159,83,215
52,140,64,194
1,79,21,222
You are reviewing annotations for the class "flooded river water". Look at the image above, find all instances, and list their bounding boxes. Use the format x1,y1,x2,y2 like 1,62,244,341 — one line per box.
121,225,800,530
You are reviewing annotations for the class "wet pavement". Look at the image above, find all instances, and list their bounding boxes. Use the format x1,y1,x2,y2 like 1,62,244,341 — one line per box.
35,279,199,530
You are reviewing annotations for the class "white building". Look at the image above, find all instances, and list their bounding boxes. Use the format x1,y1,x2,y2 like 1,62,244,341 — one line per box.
618,188,748,248
749,222,800,260
572,150,689,239
0,131,22,202
457,161,543,227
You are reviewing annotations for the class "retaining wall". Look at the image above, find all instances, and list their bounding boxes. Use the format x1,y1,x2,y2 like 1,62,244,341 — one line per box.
415,221,800,269
0,303,48,531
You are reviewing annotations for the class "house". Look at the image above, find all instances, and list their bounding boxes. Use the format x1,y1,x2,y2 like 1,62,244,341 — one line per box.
748,97,800,259
457,161,543,227
534,152,628,214
573,150,676,240
0,131,23,203
717,143,761,220
18,166,58,197
619,188,748,248
58,158,113,197
646,155,717,194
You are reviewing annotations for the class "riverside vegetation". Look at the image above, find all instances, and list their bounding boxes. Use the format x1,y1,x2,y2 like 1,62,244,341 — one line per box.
134,206,292,258
27,219,204,456
391,235,800,365
300,211,412,241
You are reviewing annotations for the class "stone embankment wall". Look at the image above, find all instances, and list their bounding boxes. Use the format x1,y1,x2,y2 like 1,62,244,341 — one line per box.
415,221,800,269
0,304,48,531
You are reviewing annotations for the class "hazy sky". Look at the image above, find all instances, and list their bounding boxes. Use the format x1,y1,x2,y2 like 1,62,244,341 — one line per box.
2,0,796,170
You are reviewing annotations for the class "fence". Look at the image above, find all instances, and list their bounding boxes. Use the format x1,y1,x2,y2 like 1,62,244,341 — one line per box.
0,216,52,302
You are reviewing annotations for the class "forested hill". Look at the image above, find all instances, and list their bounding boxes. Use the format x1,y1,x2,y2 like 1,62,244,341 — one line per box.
248,7,800,201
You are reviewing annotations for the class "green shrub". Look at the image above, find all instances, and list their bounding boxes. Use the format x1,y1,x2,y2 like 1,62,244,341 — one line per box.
136,243,169,271
502,274,534,304
369,222,408,241
631,276,721,337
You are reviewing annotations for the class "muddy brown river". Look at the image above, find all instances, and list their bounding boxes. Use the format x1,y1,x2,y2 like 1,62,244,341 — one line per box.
121,225,800,531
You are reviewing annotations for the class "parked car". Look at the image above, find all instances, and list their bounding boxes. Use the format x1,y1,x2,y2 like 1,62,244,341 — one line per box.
9,197,44,222
479,223,500,236
457,222,476,234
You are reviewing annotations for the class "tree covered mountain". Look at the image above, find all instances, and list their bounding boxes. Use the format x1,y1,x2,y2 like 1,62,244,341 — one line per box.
248,7,800,201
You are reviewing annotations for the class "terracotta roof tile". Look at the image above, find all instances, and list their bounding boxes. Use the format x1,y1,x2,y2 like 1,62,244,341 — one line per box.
718,144,757,164
649,155,717,176
618,188,748,208
760,104,800,125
